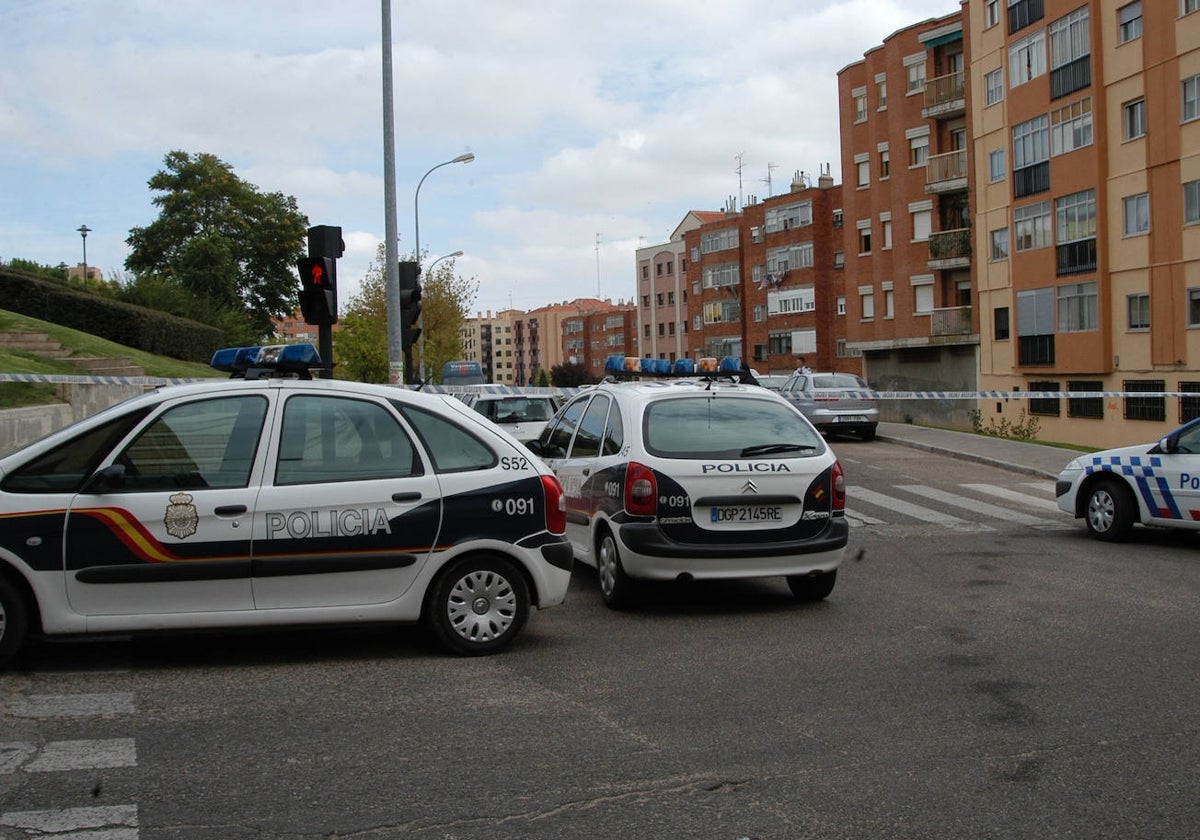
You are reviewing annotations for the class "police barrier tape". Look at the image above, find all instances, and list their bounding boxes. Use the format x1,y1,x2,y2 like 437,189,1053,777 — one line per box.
0,371,1196,401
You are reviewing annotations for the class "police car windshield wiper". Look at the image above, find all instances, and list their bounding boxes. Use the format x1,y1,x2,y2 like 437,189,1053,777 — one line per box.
740,443,816,456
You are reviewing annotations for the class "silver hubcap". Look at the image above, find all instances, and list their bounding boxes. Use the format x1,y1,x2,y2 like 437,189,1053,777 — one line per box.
446,570,516,642
598,537,617,596
1087,489,1115,532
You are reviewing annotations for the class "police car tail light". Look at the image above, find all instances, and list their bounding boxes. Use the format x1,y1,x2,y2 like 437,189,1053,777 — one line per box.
831,460,846,510
541,474,567,535
625,462,657,516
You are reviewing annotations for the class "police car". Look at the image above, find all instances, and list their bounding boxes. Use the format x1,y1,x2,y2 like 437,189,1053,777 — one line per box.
0,345,572,668
526,356,848,608
460,391,562,444
1056,416,1200,542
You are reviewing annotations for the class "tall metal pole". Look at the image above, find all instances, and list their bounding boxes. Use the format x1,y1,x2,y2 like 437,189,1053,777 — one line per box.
77,224,91,285
382,0,403,385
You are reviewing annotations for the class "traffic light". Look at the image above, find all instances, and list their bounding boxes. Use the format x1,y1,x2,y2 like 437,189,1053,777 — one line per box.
298,256,337,325
399,260,422,351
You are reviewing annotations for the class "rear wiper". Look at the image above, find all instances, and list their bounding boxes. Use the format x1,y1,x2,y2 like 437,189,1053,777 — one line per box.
740,443,817,456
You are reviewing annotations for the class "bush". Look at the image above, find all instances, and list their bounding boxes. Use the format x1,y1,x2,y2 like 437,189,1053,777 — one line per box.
0,267,223,362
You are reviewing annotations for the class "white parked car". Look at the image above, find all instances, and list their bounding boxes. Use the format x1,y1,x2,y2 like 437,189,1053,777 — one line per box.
460,392,562,444
0,345,572,667
527,361,848,608
1056,417,1200,542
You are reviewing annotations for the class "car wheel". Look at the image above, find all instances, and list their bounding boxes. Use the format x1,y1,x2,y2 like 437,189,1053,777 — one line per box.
860,425,877,442
596,529,635,610
1085,479,1135,542
0,575,30,670
426,556,530,656
787,569,837,602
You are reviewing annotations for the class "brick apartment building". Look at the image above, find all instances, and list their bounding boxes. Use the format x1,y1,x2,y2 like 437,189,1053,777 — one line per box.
563,306,638,378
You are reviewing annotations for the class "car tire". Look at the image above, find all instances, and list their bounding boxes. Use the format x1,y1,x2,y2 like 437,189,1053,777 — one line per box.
860,425,877,442
787,569,837,602
426,556,530,656
0,574,30,670
596,528,635,610
1085,479,1135,543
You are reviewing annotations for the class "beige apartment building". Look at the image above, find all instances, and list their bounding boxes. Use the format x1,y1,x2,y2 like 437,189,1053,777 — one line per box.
972,0,1200,447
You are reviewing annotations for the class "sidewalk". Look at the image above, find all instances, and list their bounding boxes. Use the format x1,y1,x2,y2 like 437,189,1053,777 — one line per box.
875,422,1078,480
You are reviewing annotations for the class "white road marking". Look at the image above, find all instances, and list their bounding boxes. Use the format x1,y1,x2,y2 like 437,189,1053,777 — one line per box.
7,693,135,719
24,739,137,773
897,485,1056,527
0,743,37,774
844,508,886,526
962,483,1062,513
0,804,138,837
848,486,994,532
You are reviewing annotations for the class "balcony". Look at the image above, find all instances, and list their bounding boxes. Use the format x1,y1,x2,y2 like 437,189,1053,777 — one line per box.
925,149,968,194
1056,238,1097,276
922,72,965,120
927,227,971,270
930,306,972,337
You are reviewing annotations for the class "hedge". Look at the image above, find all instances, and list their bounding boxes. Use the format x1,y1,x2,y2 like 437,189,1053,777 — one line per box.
0,268,224,362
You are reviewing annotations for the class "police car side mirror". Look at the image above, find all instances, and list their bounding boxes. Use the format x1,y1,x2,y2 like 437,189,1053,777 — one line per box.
1157,435,1175,454
83,464,126,494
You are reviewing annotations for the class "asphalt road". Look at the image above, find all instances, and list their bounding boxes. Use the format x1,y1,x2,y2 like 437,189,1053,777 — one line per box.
3,441,1200,839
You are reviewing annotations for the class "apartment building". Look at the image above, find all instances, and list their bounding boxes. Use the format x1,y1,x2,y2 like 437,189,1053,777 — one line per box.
636,211,721,363
971,0,1200,448
563,305,638,378
838,11,978,428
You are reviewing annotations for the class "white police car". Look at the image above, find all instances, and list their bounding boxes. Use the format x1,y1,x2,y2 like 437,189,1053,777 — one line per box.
1056,416,1200,542
0,345,572,668
526,356,848,608
460,391,562,444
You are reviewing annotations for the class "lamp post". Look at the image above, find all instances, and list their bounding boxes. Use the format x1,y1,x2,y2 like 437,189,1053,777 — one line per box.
76,225,91,285
415,250,463,382
414,152,474,381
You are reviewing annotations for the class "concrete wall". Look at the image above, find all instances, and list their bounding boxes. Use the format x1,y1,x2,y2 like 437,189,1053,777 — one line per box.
0,384,145,457
863,344,979,430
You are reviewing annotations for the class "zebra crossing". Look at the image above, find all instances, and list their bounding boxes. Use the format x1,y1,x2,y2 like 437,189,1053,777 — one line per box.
845,481,1068,532
1,686,140,838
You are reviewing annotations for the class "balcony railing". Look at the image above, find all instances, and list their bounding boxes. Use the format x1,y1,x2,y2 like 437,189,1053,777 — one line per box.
928,227,971,270
926,149,967,192
922,72,965,119
1056,238,1097,276
930,306,972,337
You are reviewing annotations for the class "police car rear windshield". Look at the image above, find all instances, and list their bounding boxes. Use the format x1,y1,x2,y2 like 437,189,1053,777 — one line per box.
643,397,823,459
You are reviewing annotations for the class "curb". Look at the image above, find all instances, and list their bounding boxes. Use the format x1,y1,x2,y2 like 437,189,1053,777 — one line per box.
876,434,1060,481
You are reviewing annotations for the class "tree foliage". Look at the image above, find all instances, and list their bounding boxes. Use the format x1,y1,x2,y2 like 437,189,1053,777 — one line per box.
550,362,596,387
335,244,478,384
124,151,308,343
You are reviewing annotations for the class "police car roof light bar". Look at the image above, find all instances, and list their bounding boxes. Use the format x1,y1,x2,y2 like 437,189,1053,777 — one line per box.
601,354,748,382
210,344,327,379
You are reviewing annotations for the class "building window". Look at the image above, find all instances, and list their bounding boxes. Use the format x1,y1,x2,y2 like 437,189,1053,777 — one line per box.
1186,0,1200,16
1050,97,1093,155
1014,200,1052,251
991,228,1010,261
1124,380,1166,422
913,277,934,314
884,288,895,319
753,304,766,322
1029,380,1061,417
861,290,875,319
1186,180,1200,224
854,91,868,122
837,296,846,316
877,78,888,109
1009,28,1047,88
1123,193,1150,237
909,135,929,167
834,251,845,269
1123,98,1146,140
1128,293,1150,330
1013,114,1050,170
989,148,1006,182
994,306,1011,340
906,59,926,93
1056,189,1096,245
1057,281,1098,333
910,209,931,242
858,225,872,255
1180,381,1200,423
1118,2,1142,43
1184,74,1200,123
1049,7,1090,69
1017,287,1055,365
1068,380,1104,419
985,68,1004,106
879,147,890,179
986,0,1000,27
765,201,813,233
1188,288,1200,326
857,157,870,187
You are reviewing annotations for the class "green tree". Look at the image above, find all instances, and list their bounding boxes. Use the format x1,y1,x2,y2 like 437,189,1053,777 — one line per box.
124,151,308,342
551,362,596,387
335,244,478,384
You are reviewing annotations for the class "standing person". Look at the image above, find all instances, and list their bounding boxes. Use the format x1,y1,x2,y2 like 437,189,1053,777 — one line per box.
795,357,812,376
739,363,760,386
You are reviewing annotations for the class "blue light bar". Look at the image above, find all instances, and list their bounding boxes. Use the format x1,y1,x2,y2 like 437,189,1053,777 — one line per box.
210,344,322,375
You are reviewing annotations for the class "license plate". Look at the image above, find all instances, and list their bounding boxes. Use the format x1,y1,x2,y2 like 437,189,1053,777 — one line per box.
710,505,784,523
834,415,868,423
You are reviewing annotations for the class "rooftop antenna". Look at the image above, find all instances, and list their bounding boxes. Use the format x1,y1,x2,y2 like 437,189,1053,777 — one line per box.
734,152,744,212
761,162,778,197
595,233,602,297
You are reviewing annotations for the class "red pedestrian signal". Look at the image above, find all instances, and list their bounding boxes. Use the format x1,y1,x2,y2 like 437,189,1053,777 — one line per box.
298,257,337,325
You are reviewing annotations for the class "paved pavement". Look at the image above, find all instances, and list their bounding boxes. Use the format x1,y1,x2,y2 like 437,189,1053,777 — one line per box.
875,421,1079,480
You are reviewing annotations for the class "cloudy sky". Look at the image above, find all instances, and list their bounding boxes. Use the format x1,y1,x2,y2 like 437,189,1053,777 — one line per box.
2,0,960,318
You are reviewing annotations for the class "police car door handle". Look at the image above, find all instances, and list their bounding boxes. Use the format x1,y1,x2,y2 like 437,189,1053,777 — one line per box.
581,468,590,476
214,505,247,516
392,492,422,502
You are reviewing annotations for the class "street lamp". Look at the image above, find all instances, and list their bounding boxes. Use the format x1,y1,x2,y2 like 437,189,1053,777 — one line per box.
416,250,463,382
414,152,474,381
76,224,91,285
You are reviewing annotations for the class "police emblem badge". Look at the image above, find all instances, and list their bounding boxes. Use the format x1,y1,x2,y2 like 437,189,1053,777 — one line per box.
164,492,199,539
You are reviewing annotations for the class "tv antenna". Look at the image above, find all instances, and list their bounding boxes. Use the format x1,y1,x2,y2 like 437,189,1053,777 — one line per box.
761,162,778,197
